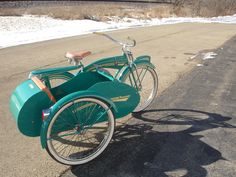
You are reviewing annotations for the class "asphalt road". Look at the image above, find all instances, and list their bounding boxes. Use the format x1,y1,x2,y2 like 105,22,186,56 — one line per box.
61,36,236,176
1,23,236,177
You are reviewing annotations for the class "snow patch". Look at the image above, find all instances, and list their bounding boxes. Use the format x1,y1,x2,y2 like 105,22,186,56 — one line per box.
1,14,236,49
197,64,204,67
202,52,218,60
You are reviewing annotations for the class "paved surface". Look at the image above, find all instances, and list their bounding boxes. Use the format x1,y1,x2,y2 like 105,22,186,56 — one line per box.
1,23,236,177
61,36,236,176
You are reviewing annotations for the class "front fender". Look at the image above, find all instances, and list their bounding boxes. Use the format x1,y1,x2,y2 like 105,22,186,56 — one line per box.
117,55,155,81
40,90,118,148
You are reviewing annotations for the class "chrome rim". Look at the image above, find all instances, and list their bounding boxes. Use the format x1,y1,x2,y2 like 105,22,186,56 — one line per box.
123,66,158,112
46,98,114,165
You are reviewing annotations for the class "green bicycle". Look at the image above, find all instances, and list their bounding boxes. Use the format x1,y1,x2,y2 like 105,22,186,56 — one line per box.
10,32,158,165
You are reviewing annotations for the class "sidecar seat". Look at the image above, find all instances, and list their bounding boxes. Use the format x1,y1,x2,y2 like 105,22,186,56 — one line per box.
31,76,56,103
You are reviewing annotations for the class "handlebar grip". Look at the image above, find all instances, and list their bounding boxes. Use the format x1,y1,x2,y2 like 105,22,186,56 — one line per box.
133,39,136,47
127,37,136,47
93,31,136,47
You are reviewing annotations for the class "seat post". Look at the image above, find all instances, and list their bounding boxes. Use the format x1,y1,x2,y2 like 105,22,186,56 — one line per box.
78,61,84,72
65,51,91,71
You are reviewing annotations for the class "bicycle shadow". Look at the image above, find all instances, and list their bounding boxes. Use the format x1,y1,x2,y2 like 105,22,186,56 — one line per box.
68,109,235,177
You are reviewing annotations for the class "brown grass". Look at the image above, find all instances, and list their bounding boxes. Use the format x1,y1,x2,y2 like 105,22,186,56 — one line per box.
173,0,236,17
0,3,175,20
0,1,235,20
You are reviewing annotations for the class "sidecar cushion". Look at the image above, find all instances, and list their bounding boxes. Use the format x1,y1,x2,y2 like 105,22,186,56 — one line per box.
65,51,91,60
31,76,56,103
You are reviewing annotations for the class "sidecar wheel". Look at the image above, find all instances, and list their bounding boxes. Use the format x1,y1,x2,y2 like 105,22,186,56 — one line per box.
46,97,115,165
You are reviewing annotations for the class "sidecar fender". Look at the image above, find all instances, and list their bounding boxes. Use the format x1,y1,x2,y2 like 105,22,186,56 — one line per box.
40,90,118,148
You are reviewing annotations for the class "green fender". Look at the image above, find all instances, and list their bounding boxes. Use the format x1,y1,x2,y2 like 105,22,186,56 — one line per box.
29,65,80,76
40,91,118,149
117,55,156,81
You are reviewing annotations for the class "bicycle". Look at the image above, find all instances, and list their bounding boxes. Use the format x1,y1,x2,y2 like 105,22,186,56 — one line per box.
10,32,158,165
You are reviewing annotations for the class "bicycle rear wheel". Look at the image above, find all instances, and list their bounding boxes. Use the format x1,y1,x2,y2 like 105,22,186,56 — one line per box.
46,97,115,165
122,64,158,112
40,72,74,89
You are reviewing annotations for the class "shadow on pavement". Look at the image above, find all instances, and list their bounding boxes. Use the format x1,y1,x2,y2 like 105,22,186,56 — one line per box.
69,109,235,177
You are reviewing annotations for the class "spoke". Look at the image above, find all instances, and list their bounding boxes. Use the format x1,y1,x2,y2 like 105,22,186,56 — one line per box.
83,105,102,126
139,68,148,84
56,112,76,127
50,129,75,138
79,133,98,143
82,133,98,152
58,142,70,156
76,132,82,154
47,98,114,164
48,131,78,140
61,144,69,157
68,103,79,124
137,68,144,82
87,104,97,120
61,133,77,157
66,133,78,157
84,104,99,126
128,74,134,87
84,129,100,144
89,110,105,128
73,134,81,155
54,117,73,128
86,102,93,118
73,103,80,121
84,108,109,131
85,134,98,145
51,122,74,134
53,141,65,152
85,128,104,144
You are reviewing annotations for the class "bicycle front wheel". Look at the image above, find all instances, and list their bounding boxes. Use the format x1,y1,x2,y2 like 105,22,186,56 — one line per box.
46,98,115,165
121,64,158,112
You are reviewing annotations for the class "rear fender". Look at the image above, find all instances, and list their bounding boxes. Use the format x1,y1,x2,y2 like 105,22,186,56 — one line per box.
29,66,79,77
40,91,118,148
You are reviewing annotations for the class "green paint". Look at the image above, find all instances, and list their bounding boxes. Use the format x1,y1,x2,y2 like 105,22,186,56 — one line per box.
10,79,54,137
30,65,80,76
9,53,155,149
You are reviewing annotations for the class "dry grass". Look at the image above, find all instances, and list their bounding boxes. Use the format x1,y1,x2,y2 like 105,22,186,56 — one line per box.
0,3,175,20
0,1,235,20
173,0,236,17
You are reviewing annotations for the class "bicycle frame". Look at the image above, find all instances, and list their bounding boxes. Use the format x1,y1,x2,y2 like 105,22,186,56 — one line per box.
29,54,154,92
29,33,154,93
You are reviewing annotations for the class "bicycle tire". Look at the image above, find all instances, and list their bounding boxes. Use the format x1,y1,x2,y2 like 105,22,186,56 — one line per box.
40,72,74,89
121,64,158,112
46,97,115,165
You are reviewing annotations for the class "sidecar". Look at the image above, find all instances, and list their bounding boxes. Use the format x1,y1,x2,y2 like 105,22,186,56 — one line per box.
9,70,140,138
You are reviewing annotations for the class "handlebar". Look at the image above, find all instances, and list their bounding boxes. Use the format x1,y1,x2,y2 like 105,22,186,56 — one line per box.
93,32,136,48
